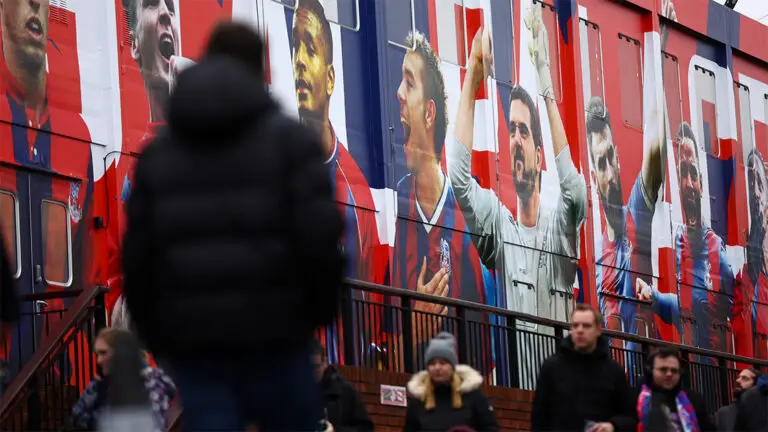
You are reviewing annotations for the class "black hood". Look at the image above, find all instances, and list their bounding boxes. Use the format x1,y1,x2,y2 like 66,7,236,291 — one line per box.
558,334,611,360
167,55,278,145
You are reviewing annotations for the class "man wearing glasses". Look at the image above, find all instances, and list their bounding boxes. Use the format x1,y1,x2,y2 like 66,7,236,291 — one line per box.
633,347,715,431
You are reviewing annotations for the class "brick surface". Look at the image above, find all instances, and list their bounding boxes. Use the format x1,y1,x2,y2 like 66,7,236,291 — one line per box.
337,366,532,431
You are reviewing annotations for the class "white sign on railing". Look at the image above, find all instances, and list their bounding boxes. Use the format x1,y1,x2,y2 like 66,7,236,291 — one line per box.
380,384,407,407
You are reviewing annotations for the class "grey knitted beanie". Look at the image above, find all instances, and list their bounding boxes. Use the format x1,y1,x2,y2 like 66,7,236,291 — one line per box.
424,332,457,366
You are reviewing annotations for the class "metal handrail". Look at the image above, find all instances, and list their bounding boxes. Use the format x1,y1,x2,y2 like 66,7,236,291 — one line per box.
0,285,108,422
345,278,768,366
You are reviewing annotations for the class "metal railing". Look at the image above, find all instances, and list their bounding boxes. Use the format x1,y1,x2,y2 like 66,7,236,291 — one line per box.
0,286,108,431
321,279,768,414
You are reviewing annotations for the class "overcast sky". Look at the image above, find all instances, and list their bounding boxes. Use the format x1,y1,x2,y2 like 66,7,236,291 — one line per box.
712,0,768,24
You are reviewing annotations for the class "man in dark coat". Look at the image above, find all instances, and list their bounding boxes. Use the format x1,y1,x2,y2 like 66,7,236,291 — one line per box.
714,367,758,431
531,304,634,432
313,339,373,432
121,22,344,431
631,347,715,432
735,373,768,431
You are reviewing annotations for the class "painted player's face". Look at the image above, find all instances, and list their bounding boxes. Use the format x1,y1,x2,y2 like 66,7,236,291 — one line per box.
677,138,702,230
570,310,600,352
398,51,436,173
509,99,541,202
0,0,50,76
130,0,179,94
747,153,768,234
652,356,681,390
293,8,334,121
590,127,624,233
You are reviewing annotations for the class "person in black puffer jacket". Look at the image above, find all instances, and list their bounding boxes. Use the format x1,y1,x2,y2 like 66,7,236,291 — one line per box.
121,22,344,432
531,304,634,432
313,339,373,432
403,333,498,432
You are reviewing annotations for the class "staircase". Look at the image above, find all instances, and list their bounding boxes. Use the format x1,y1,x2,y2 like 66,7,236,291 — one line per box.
0,286,107,431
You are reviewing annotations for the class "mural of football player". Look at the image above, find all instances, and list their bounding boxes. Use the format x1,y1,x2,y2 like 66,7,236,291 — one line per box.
291,0,384,364
0,0,93,379
587,94,666,355
291,0,381,283
392,30,492,350
638,122,735,360
733,148,768,360
450,4,587,325
111,0,195,328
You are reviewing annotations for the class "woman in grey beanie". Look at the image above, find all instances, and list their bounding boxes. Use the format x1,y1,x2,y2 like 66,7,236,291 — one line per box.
403,332,498,432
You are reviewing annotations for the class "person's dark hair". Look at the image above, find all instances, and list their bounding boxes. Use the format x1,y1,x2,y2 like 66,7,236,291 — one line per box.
675,121,698,162
312,338,327,360
509,85,543,186
650,346,680,364
405,31,448,161
585,96,610,162
121,0,138,34
744,367,761,379
296,0,334,64
205,21,265,77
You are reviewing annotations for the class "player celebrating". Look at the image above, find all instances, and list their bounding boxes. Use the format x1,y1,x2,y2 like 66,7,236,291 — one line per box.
637,122,735,359
449,3,587,326
587,92,666,355
392,30,492,347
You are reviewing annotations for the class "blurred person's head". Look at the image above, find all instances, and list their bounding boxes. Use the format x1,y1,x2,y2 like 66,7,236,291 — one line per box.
736,368,759,394
0,0,49,96
122,0,179,96
425,332,457,384
586,97,625,235
95,327,144,376
397,31,447,174
570,304,602,353
292,0,334,125
311,338,328,382
508,86,543,203
649,347,682,391
204,21,265,78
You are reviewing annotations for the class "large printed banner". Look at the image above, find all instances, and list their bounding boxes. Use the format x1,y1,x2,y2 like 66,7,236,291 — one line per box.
3,0,768,386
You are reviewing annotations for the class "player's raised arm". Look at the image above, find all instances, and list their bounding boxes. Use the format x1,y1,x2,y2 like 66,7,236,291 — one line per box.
448,28,501,268
640,65,667,206
526,3,586,230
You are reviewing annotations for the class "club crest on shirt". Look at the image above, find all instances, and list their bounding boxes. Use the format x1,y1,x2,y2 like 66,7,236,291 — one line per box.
705,261,713,290
440,237,451,273
69,181,82,223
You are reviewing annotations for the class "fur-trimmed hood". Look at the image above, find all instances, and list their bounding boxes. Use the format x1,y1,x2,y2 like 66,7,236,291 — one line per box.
407,364,484,399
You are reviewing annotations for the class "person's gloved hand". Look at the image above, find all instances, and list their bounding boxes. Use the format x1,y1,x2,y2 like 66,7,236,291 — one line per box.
525,2,554,99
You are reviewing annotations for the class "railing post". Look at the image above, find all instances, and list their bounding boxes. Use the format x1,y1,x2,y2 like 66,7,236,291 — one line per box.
25,376,40,431
507,317,520,388
717,357,731,407
341,284,356,366
455,307,469,365
94,292,107,334
679,349,692,389
400,294,414,374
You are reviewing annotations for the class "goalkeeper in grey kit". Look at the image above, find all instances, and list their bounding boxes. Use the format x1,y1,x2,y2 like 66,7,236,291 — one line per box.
448,3,587,327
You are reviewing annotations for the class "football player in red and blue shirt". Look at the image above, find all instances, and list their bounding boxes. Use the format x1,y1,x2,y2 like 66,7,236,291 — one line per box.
733,148,768,361
392,31,493,373
638,123,734,362
586,97,666,360
0,0,92,384
292,0,385,364
107,0,181,328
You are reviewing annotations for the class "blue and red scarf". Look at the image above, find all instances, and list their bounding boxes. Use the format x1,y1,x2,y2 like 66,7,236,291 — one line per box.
636,384,700,432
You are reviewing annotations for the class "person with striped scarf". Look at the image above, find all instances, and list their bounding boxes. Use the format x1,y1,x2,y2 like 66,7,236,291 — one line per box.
633,348,714,432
